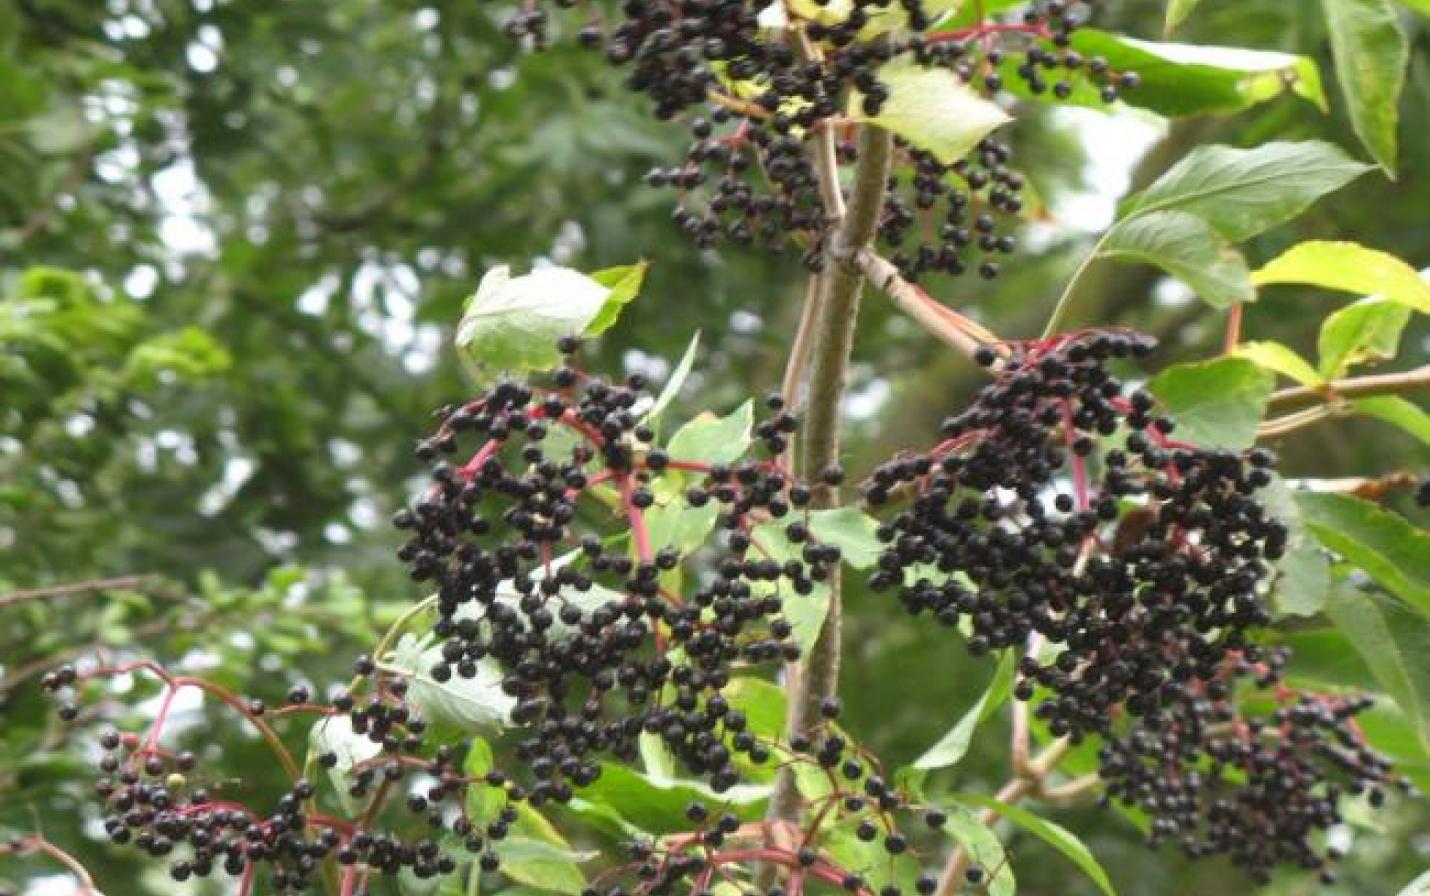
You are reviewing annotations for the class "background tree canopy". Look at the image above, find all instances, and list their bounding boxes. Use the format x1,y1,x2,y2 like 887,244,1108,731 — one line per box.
1,1,1427,894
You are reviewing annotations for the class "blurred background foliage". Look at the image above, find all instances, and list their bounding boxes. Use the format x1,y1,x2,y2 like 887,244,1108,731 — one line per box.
1,0,1426,893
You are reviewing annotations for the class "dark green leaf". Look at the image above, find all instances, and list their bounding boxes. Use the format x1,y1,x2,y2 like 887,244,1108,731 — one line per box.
1296,492,1430,612
1099,210,1254,309
1323,584,1430,751
1121,141,1371,242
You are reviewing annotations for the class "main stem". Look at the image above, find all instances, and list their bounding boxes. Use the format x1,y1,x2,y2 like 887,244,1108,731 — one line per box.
767,119,894,827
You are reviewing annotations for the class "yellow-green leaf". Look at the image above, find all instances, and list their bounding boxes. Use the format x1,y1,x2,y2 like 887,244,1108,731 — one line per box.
850,58,1010,165
1233,341,1324,387
1253,242,1430,313
1322,0,1409,176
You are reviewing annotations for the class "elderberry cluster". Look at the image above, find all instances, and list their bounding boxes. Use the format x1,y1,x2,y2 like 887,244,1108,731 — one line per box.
1098,649,1414,883
493,0,1135,273
387,340,834,797
863,328,1404,882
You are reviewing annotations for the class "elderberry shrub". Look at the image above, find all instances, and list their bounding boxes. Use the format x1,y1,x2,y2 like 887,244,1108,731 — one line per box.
863,327,1406,882
498,0,1135,274
384,339,831,798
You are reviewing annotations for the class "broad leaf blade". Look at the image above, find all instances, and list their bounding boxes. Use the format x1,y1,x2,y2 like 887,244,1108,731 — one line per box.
913,650,1015,770
1149,358,1275,449
666,400,753,466
1254,242,1430,314
1317,297,1411,379
456,265,611,375
1324,584,1430,752
850,58,1010,165
1121,141,1371,242
1322,0,1409,176
1351,396,1430,445
1099,210,1254,309
1233,341,1324,386
1296,492,1430,613
587,261,649,334
956,794,1117,896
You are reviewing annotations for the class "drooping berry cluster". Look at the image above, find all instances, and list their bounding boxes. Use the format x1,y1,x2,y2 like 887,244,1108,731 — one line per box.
388,340,832,796
494,0,1135,274
863,328,1403,882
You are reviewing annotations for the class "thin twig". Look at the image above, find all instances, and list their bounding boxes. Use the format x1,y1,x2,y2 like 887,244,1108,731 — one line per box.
1265,364,1430,411
1,834,99,894
852,249,993,359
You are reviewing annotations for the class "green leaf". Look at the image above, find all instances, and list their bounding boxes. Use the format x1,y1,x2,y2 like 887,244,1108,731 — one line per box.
1233,341,1324,386
723,676,786,741
1121,141,1371,243
939,806,1016,896
455,265,612,376
849,58,1010,165
1149,358,1275,449
308,716,382,816
913,649,1015,770
1296,492,1430,613
1164,0,1204,32
807,507,884,570
496,805,595,896
572,763,768,835
1317,297,1412,378
1032,31,1326,117
587,261,649,335
1351,396,1430,445
1099,210,1254,309
644,498,719,557
956,794,1117,896
1322,0,1408,176
748,518,832,653
387,634,517,729
463,738,509,827
665,400,753,466
645,331,700,428
1324,584,1430,752
1254,242,1430,314
1259,476,1333,617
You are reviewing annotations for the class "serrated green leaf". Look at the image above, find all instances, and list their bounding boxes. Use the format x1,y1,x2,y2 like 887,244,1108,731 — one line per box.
1324,584,1430,752
1317,297,1412,378
387,634,516,729
1297,493,1430,612
1121,141,1371,242
807,507,884,570
1149,358,1275,449
1099,210,1254,309
1351,396,1430,445
1323,0,1408,176
455,265,611,376
665,400,753,466
587,261,648,335
646,331,700,428
956,793,1117,896
1233,341,1324,386
913,649,1014,770
850,58,1010,165
1164,0,1204,32
1255,242,1430,314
